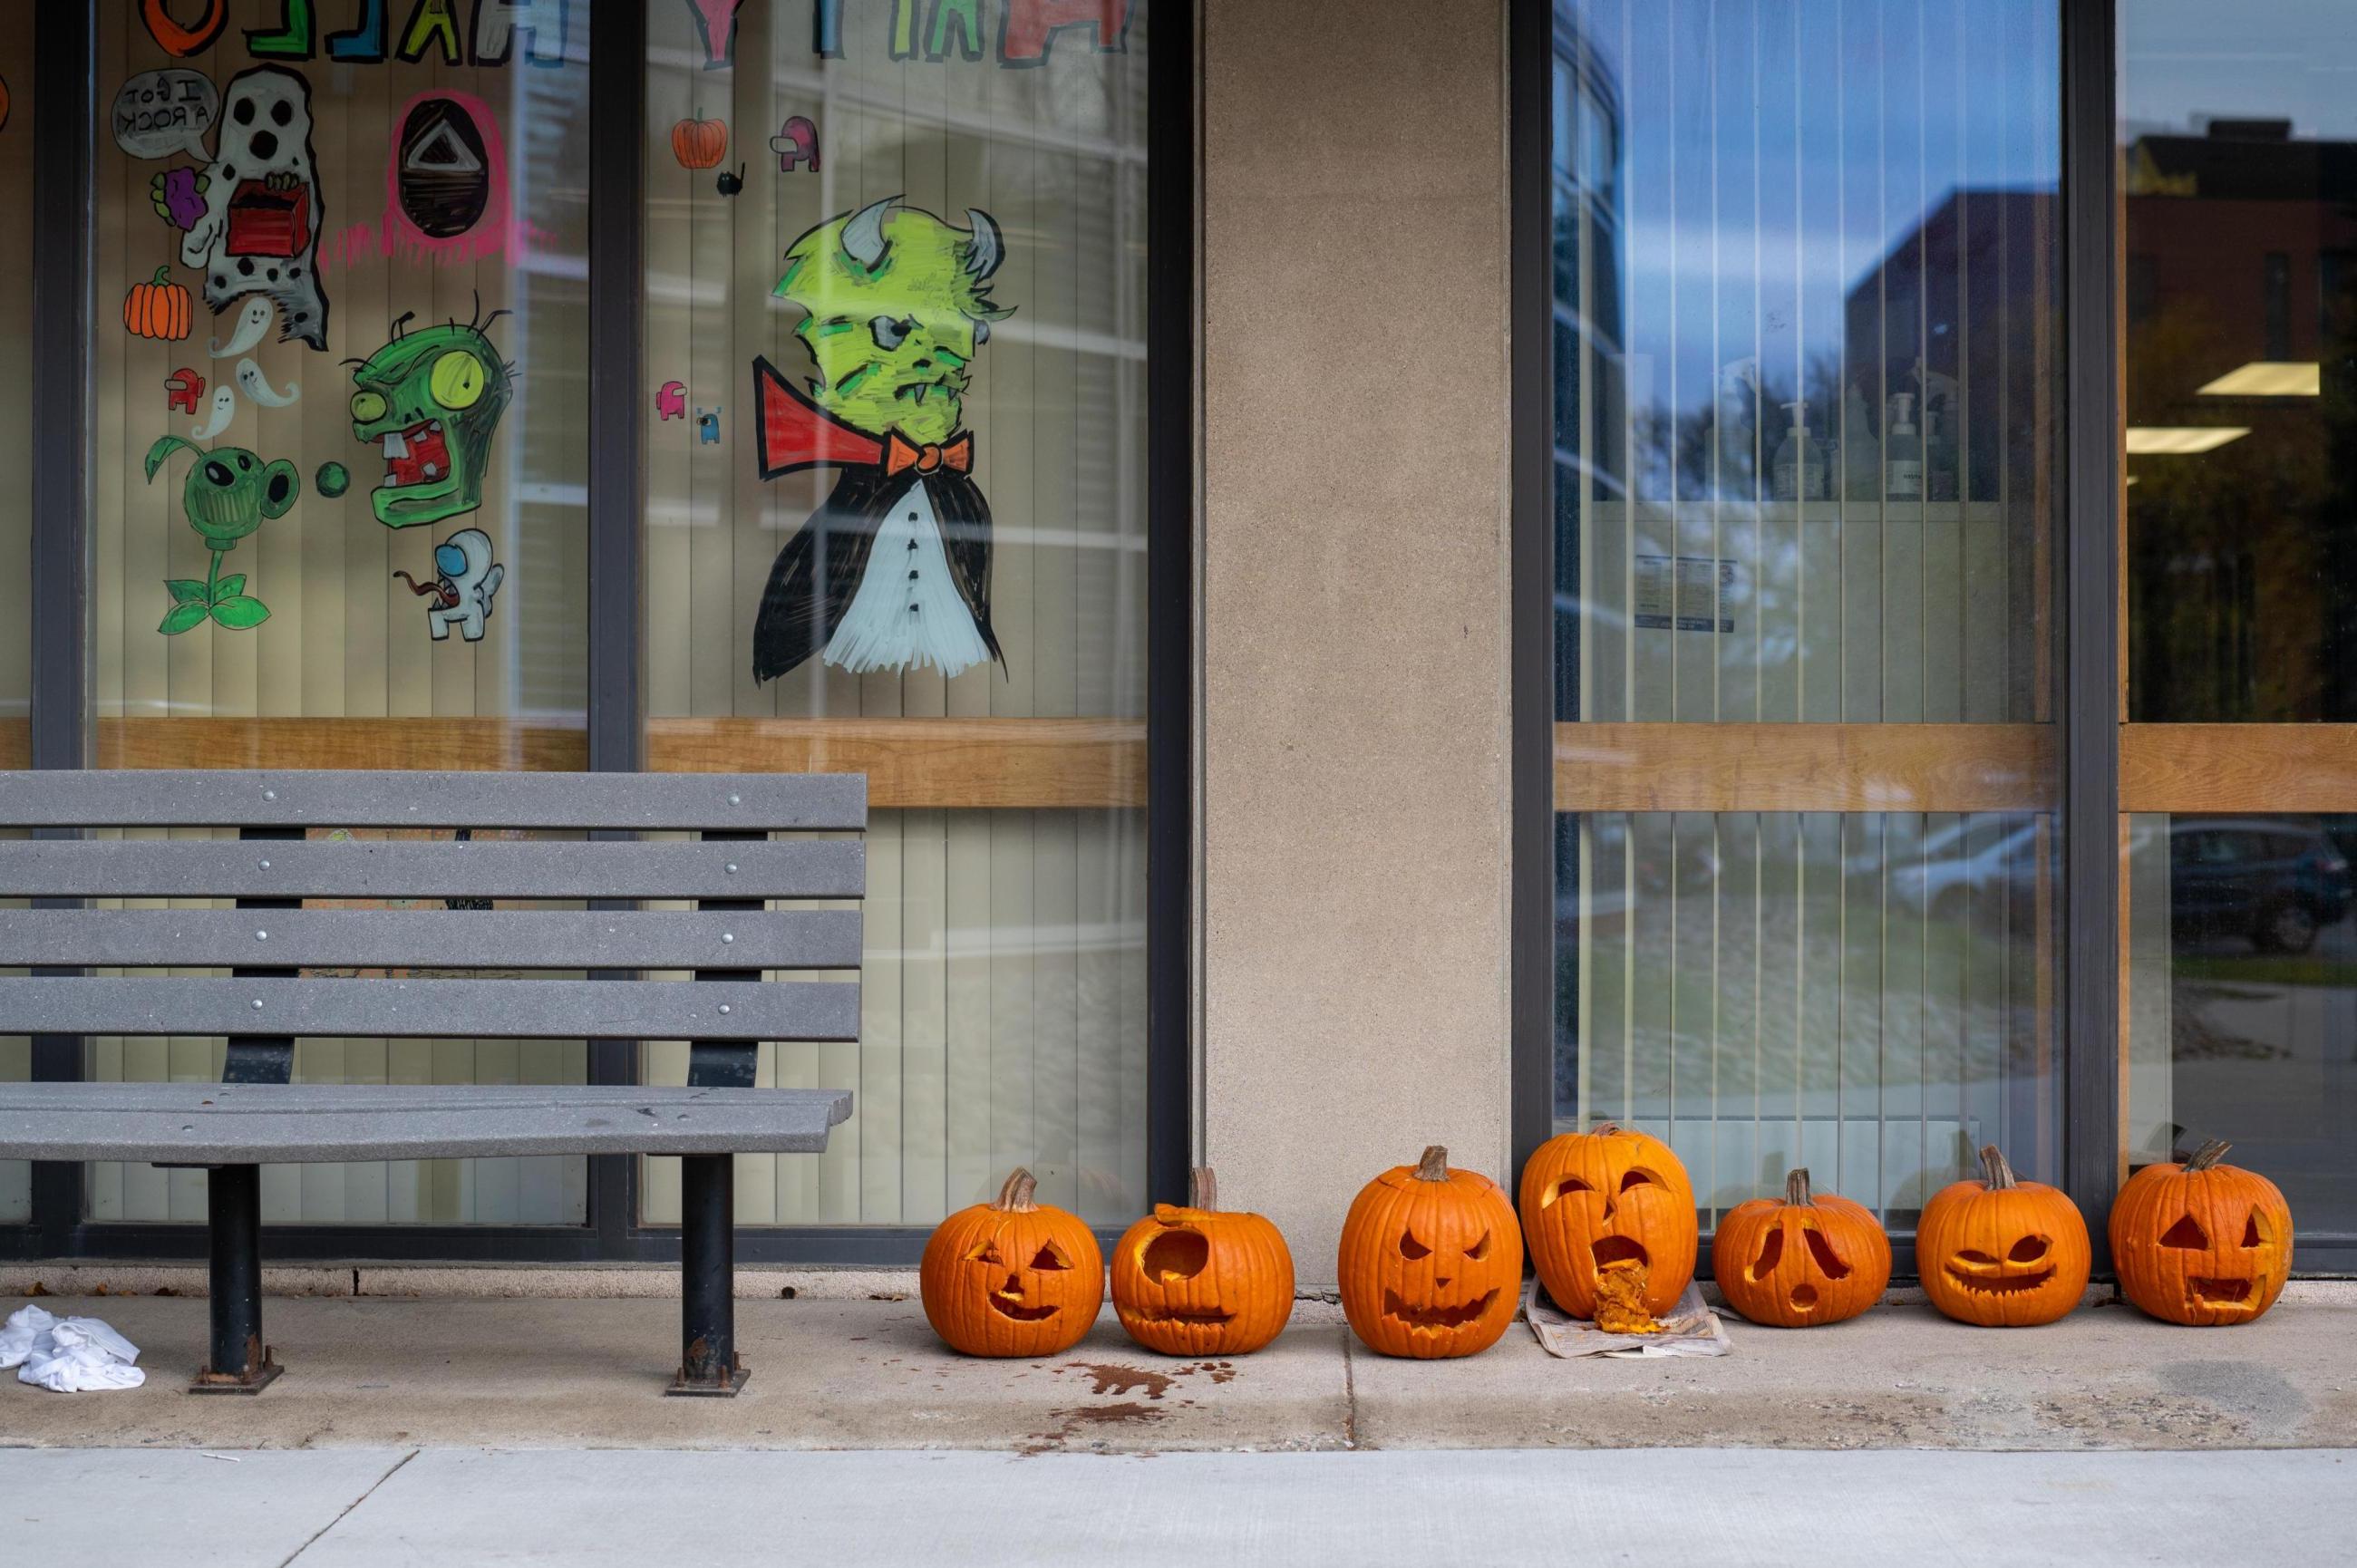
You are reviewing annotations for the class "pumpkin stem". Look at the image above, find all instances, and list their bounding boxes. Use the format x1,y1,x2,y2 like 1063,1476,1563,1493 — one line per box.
1784,1167,1814,1206
1413,1146,1450,1182
150,265,172,286
992,1168,1039,1213
1590,1121,1622,1137
1977,1144,2020,1191
2184,1138,2233,1173
1188,1166,1218,1209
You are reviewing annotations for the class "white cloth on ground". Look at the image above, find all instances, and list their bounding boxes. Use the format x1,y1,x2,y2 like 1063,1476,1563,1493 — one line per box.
1,1302,147,1391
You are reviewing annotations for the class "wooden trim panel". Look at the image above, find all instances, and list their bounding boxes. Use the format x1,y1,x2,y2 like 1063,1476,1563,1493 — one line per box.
2121,723,2357,814
646,718,1146,810
1555,722,2057,814
94,718,587,773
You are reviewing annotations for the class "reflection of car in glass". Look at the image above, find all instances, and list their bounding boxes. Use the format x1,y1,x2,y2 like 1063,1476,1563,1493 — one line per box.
1880,820,2043,922
2170,818,2352,955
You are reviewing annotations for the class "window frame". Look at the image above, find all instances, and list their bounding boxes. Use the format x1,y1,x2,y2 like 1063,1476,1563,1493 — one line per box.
5,0,1197,1269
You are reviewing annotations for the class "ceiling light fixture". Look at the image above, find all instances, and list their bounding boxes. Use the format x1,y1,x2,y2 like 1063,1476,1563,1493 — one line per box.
2124,427,2250,454
2196,362,2319,397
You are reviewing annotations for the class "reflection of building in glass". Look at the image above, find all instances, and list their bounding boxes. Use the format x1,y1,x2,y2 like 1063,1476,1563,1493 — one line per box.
2124,121,2357,721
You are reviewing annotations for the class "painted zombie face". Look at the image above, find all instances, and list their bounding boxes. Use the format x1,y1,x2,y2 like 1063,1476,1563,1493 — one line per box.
772,198,1009,447
179,66,328,349
348,319,512,529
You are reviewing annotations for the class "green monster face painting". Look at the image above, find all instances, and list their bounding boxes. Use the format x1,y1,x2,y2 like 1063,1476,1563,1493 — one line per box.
347,313,513,530
144,434,298,634
772,199,1010,447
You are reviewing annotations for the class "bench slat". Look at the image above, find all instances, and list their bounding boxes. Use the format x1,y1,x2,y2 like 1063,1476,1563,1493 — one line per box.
0,839,864,901
0,771,867,831
0,908,862,972
0,1082,855,1163
0,976,859,1040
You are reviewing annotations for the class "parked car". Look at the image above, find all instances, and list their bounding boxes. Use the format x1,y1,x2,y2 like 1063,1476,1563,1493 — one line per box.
2169,817,2352,954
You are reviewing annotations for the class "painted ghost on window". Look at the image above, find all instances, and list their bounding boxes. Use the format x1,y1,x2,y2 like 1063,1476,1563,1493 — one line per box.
163,66,330,351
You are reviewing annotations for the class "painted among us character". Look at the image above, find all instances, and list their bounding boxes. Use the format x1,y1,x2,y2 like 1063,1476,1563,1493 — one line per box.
749,196,1011,682
393,528,506,643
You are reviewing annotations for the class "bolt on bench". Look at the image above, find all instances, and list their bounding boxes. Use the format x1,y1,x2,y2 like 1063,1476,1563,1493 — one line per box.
0,769,861,1397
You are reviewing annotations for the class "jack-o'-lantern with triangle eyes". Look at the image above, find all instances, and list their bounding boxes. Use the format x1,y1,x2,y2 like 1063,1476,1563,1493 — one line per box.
1518,1123,1698,1327
1712,1168,1891,1328
920,1168,1104,1357
1338,1146,1523,1359
1111,1167,1295,1356
2110,1139,2292,1327
1918,1143,2091,1327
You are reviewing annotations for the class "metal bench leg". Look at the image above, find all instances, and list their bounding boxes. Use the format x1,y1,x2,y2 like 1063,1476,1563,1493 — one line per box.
190,1164,281,1394
669,1153,747,1396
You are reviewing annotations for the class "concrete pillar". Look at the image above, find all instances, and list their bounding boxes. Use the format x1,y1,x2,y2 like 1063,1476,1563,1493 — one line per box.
1198,0,1513,1286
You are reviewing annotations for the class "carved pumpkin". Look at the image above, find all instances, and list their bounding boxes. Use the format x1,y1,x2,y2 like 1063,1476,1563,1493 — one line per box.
1918,1144,2090,1327
671,117,729,170
1111,1167,1295,1356
2110,1139,2292,1327
919,1168,1103,1357
1518,1122,1697,1325
1339,1145,1522,1360
1712,1167,1890,1328
124,266,193,343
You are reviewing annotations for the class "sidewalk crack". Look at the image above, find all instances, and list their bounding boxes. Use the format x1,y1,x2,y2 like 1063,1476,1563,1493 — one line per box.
1342,1329,1359,1450
278,1447,418,1566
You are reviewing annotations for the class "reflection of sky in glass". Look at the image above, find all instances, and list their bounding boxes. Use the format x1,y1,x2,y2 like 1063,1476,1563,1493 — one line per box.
2123,0,2357,139
1557,0,2059,507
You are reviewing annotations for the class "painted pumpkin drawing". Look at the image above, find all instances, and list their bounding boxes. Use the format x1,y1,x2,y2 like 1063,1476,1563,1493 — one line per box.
1338,1146,1522,1360
125,266,193,342
1712,1168,1890,1329
1917,1144,2090,1327
2110,1139,2291,1326
671,116,729,169
919,1168,1102,1357
1111,1167,1295,1356
1518,1122,1697,1326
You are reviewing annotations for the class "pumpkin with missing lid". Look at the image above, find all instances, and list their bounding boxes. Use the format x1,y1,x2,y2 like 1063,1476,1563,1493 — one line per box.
1712,1168,1890,1328
1338,1145,1522,1360
919,1168,1103,1357
1917,1144,2090,1327
2110,1139,2292,1327
1518,1122,1697,1325
1111,1168,1295,1356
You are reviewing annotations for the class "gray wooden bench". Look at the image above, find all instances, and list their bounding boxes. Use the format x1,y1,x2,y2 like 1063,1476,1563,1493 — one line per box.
0,769,861,1397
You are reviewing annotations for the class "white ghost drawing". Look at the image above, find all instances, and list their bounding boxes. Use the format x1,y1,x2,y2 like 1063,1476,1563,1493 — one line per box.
190,385,238,440
178,66,329,350
235,357,299,407
209,297,275,359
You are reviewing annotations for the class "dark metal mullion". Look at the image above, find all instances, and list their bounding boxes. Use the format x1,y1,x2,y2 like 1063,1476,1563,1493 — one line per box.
2061,0,2122,1269
1508,0,1557,1186
26,0,95,1257
1143,0,1198,1207
585,0,648,1260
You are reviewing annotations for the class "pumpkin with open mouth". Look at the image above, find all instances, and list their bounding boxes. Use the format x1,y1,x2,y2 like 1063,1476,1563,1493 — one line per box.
1339,1145,1522,1359
1111,1167,1295,1356
1712,1167,1890,1328
1918,1144,2090,1327
1517,1122,1697,1326
2110,1139,2292,1327
920,1167,1103,1357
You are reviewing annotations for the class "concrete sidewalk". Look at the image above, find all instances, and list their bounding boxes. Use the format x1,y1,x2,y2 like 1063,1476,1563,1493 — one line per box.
1,1290,2352,1451
5,1447,2353,1565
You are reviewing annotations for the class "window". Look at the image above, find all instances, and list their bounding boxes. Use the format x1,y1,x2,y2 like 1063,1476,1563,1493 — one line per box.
1543,0,2066,1226
0,10,30,1223
639,0,1156,1228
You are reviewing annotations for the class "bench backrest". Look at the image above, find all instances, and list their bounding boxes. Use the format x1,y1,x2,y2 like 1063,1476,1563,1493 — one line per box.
0,769,867,1089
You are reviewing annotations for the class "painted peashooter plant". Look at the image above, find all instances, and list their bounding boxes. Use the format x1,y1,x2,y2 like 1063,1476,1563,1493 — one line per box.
144,434,298,634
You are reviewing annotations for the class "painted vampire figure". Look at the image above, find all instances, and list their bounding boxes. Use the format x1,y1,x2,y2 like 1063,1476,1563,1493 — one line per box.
750,197,1010,682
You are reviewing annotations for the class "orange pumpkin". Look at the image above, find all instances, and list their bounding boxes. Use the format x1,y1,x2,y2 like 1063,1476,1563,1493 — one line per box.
1712,1167,1890,1328
1338,1145,1522,1360
2110,1139,2292,1327
1917,1143,2090,1327
671,117,729,169
1518,1122,1697,1323
1111,1167,1294,1356
919,1167,1104,1357
124,266,192,342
